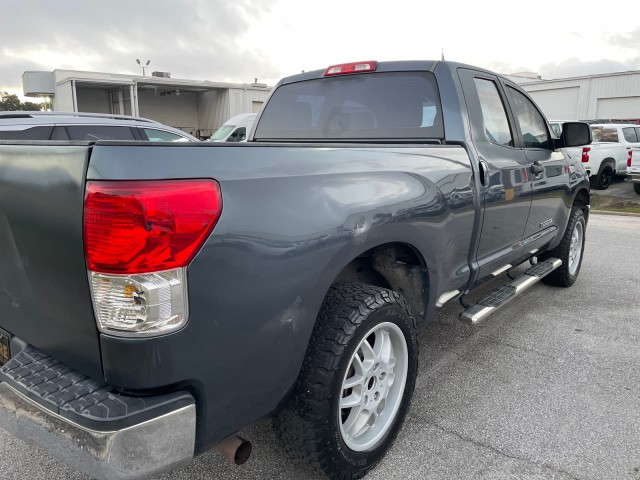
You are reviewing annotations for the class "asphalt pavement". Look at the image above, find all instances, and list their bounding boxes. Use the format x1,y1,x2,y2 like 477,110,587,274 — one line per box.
595,175,638,200
1,213,639,480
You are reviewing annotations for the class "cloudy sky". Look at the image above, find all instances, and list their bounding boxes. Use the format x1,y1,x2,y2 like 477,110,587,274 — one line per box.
2,0,640,99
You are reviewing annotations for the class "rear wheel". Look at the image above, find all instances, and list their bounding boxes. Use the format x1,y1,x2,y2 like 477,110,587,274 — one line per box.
591,164,613,190
540,207,586,287
634,183,640,195
273,283,418,479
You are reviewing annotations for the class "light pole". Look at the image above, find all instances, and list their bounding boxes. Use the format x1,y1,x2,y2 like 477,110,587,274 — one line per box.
136,59,151,76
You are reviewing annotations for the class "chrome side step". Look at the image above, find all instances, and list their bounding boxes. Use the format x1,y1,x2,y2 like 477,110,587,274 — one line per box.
460,258,562,325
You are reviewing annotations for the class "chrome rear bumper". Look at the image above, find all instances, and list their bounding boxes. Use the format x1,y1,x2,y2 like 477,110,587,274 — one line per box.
0,343,197,479
0,382,195,479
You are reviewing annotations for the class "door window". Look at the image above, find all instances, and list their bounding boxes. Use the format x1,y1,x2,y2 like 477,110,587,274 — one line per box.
505,86,551,149
227,127,246,142
622,127,638,143
473,78,513,146
65,125,136,140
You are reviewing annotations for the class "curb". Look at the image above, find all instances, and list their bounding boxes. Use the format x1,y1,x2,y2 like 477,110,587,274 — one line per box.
590,209,640,217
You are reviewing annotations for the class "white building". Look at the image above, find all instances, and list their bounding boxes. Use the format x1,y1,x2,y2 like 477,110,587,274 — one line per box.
513,70,640,123
22,69,272,139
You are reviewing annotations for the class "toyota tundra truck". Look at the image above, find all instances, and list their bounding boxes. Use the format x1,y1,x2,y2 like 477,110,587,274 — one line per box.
0,60,591,480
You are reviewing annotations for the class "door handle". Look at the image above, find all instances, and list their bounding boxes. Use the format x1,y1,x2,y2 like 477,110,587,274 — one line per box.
531,161,544,175
479,160,489,186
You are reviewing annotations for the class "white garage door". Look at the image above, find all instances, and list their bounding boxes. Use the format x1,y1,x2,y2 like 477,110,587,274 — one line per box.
596,96,640,119
527,87,580,120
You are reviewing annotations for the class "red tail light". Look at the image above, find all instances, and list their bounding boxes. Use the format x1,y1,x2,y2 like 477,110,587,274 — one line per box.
324,61,378,76
628,149,633,167
84,180,222,274
581,147,590,163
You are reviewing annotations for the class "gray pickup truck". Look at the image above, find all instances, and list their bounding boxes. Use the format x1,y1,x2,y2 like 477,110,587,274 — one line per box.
0,60,591,480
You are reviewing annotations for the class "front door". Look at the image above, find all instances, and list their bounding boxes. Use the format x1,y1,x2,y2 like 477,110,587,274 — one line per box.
502,84,570,255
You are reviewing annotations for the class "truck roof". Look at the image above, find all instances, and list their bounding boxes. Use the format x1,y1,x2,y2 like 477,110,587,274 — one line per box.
278,60,511,85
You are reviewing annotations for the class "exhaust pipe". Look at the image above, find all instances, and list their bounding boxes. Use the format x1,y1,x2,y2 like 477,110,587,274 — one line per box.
214,435,252,465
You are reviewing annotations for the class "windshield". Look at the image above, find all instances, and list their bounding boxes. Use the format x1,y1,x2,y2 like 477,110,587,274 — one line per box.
254,71,443,141
210,125,235,140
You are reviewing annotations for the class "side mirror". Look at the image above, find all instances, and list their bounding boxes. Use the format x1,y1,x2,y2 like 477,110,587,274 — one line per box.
554,122,592,148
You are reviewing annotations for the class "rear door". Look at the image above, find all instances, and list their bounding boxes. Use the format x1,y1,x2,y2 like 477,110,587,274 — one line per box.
458,69,531,282
622,126,640,172
630,127,640,175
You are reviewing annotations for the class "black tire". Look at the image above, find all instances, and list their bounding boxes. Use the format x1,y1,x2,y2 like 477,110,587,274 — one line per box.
634,183,640,195
591,164,613,190
273,283,418,479
540,207,586,287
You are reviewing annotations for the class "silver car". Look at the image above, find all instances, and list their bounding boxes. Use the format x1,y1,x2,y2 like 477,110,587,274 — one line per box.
0,111,199,142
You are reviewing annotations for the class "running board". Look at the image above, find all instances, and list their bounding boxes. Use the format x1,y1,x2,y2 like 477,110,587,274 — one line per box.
460,258,562,325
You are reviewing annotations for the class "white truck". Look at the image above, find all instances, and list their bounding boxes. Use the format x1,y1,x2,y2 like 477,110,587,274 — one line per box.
209,113,257,142
557,123,640,190
627,131,640,194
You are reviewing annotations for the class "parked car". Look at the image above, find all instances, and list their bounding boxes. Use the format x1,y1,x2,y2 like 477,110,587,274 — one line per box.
0,111,199,142
0,60,591,480
558,122,640,189
209,113,257,142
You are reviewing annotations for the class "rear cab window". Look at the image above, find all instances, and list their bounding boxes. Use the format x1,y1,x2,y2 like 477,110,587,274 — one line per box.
254,71,444,141
591,126,619,143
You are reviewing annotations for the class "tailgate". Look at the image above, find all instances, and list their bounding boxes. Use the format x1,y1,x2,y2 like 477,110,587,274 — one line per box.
630,146,640,174
0,143,102,379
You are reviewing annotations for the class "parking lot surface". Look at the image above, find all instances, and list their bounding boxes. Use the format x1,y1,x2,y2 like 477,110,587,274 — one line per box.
1,213,638,480
596,175,638,200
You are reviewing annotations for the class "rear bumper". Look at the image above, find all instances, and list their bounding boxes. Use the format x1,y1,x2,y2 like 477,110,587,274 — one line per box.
629,173,640,183
0,346,195,479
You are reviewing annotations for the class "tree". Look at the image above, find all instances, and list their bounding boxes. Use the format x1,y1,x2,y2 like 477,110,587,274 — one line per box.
0,91,44,111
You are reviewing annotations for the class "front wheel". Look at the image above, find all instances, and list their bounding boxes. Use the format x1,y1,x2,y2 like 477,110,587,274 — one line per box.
634,183,640,195
273,283,418,479
540,207,586,287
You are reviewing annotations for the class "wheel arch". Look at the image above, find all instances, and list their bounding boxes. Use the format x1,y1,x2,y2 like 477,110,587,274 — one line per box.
331,241,431,325
572,187,590,222
601,157,616,167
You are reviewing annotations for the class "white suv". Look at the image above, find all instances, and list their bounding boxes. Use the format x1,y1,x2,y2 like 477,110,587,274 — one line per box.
0,112,199,142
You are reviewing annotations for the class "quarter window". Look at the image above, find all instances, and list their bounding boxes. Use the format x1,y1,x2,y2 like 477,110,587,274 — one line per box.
473,78,512,146
142,128,188,142
505,86,551,149
0,126,53,140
